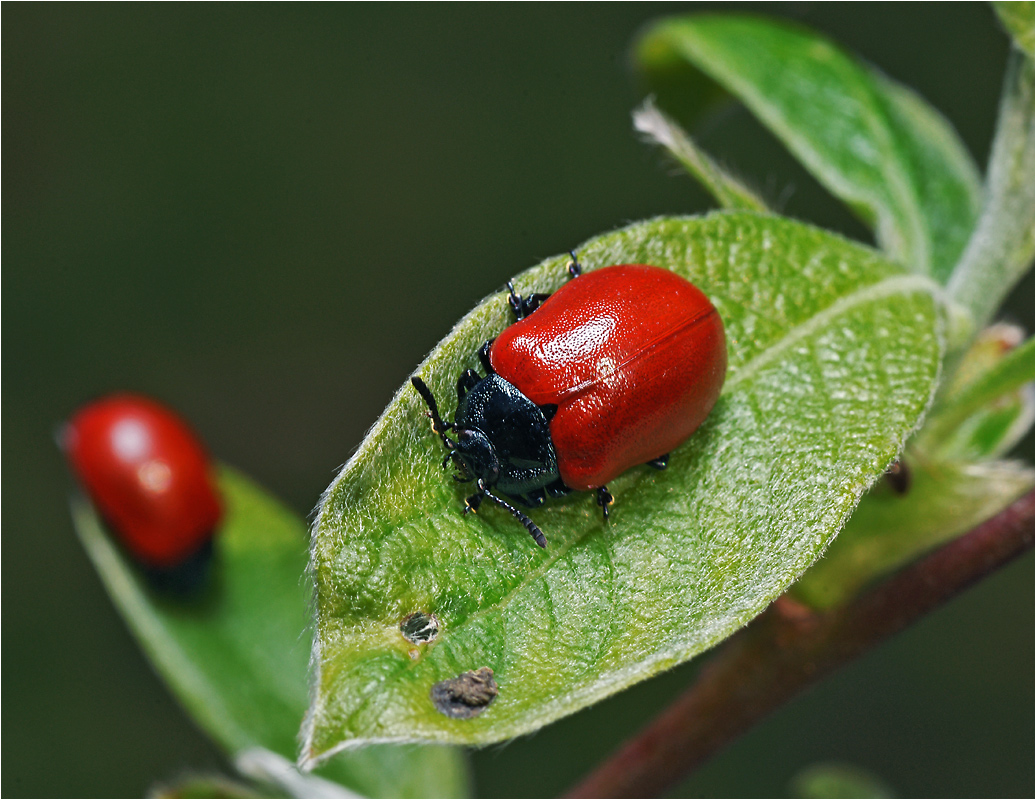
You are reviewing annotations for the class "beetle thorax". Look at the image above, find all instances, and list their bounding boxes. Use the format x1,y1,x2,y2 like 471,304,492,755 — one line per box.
453,375,560,497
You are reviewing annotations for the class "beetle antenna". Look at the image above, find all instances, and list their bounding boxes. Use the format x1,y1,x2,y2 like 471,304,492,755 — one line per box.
411,377,453,447
477,480,547,548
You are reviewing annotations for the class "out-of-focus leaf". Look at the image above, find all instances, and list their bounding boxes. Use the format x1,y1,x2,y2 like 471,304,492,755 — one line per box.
635,14,982,281
948,49,1035,325
790,762,894,799
72,469,468,799
633,30,731,130
994,1,1035,57
792,456,1033,608
151,773,262,799
233,749,361,799
302,212,943,761
918,333,1034,461
633,98,768,211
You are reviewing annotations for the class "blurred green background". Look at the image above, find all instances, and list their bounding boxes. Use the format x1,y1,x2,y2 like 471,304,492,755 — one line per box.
4,3,1032,797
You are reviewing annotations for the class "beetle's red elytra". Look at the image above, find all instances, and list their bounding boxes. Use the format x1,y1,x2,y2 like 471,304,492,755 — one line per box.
63,394,223,569
491,264,726,491
411,255,726,547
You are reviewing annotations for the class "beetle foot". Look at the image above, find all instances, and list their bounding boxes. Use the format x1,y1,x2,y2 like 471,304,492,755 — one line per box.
647,453,669,470
567,250,582,278
463,493,483,514
596,486,614,522
506,280,551,320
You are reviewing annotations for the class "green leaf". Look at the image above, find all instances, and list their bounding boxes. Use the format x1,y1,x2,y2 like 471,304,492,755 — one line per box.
994,1,1035,57
635,14,982,281
633,98,768,212
72,468,468,799
917,332,1034,461
792,455,1034,608
790,762,894,799
947,49,1035,325
303,212,943,760
151,774,261,799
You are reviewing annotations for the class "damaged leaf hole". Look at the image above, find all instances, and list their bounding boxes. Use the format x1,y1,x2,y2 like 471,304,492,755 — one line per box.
400,611,440,645
430,667,498,719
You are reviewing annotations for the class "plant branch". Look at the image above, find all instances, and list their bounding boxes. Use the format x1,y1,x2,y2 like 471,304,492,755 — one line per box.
565,491,1034,799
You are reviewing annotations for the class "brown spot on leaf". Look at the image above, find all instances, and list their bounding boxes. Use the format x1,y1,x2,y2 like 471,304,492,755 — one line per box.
430,667,498,719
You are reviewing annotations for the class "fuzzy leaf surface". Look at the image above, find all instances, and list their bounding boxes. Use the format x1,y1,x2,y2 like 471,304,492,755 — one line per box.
304,212,943,760
635,14,981,281
72,469,467,799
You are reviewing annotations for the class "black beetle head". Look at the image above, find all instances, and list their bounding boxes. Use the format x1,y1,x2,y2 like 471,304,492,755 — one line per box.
451,428,500,486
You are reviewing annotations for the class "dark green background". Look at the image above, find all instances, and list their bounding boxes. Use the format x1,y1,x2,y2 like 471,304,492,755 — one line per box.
4,4,1032,797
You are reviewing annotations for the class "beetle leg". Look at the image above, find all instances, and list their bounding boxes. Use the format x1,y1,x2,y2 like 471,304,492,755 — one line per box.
477,480,547,548
511,488,546,507
646,453,669,470
545,478,572,498
596,486,614,522
478,340,496,374
566,250,582,278
463,493,484,514
506,280,551,320
456,369,482,401
523,294,552,316
506,280,524,318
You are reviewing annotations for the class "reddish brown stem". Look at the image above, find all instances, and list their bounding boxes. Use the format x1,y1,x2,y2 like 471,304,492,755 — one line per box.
565,491,1034,799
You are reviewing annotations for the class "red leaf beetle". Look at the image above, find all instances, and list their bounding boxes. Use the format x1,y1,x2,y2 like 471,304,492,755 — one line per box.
411,253,726,547
62,394,223,589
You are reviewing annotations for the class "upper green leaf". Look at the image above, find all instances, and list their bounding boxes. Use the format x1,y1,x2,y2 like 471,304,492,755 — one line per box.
635,14,982,282
947,49,1035,326
633,98,769,212
994,1,1035,57
303,212,943,761
72,469,468,799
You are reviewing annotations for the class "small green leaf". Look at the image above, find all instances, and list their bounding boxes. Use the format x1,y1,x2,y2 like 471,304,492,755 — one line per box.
994,1,1035,57
635,14,982,281
151,774,261,799
918,332,1034,461
793,455,1033,608
948,49,1035,325
303,212,943,760
633,98,768,212
72,469,468,799
790,762,894,799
